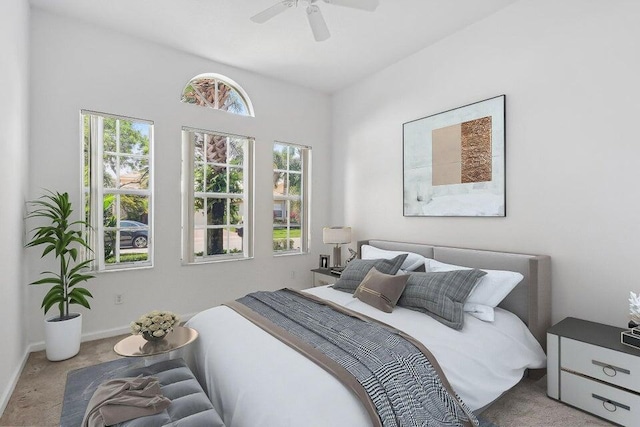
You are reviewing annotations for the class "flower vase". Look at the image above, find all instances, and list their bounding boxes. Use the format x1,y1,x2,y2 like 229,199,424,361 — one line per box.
142,331,165,342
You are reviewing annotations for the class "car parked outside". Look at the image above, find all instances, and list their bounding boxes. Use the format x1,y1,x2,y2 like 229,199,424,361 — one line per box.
119,220,148,249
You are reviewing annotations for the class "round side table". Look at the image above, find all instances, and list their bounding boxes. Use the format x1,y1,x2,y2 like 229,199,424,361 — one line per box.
114,326,198,365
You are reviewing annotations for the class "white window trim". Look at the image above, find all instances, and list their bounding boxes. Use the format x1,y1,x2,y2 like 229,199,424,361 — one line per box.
273,141,311,256
81,110,154,271
181,126,254,264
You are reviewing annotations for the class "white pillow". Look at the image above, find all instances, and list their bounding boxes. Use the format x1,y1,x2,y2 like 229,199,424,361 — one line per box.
463,303,495,322
361,245,425,272
425,259,523,307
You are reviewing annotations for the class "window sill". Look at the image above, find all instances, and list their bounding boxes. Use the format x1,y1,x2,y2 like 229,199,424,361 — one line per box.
273,251,308,258
182,255,254,266
95,263,154,273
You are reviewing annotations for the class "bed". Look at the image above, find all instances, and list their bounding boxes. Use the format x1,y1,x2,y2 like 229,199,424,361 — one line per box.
184,239,551,426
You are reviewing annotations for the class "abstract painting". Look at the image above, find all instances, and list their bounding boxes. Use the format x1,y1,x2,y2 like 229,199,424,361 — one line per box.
403,95,505,217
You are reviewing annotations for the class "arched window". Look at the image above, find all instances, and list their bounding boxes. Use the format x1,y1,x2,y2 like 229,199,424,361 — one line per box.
181,73,254,117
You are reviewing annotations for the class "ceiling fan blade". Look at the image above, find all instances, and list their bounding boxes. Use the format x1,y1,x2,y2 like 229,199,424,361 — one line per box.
321,0,379,12
306,5,330,41
250,1,294,24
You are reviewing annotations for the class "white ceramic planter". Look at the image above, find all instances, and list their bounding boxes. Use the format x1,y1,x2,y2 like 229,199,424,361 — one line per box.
44,313,82,361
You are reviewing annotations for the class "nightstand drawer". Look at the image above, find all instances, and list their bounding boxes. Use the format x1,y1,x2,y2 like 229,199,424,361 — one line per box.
561,370,640,426
312,270,338,287
562,337,640,393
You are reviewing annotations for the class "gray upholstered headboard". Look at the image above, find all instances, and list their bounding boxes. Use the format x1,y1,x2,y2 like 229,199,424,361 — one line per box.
357,240,552,350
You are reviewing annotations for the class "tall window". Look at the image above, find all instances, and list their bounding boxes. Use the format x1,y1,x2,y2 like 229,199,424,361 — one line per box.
82,111,153,270
181,73,254,117
182,128,254,263
273,142,310,254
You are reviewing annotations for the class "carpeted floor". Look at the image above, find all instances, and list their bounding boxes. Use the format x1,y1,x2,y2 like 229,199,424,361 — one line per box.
0,334,613,426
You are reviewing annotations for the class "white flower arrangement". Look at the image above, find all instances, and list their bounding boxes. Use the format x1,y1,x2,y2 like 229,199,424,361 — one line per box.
130,310,180,339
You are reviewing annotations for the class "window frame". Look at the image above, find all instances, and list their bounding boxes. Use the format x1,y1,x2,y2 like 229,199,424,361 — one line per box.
181,127,254,264
180,73,255,117
273,141,311,256
81,110,154,271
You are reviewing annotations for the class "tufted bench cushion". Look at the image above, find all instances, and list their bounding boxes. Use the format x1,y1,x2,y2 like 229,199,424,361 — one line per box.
114,358,224,427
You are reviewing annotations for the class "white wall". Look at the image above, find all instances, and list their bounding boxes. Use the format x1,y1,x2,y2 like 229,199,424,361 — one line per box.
26,9,332,344
0,0,29,416
332,0,640,327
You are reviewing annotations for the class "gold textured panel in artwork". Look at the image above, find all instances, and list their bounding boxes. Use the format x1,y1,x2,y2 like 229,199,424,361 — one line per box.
461,117,492,183
432,124,462,186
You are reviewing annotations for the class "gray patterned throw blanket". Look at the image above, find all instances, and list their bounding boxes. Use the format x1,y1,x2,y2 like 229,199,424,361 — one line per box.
225,289,478,427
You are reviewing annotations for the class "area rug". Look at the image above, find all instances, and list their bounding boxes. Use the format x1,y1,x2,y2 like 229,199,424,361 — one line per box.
60,357,146,427
61,357,498,427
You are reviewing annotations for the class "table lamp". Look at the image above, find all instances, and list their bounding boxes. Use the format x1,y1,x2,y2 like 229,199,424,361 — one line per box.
322,226,351,267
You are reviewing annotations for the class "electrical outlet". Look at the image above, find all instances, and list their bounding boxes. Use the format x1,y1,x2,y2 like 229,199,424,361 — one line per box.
114,294,124,305
290,271,295,279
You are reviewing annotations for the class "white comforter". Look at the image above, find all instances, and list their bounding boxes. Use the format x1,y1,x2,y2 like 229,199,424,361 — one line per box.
185,286,546,427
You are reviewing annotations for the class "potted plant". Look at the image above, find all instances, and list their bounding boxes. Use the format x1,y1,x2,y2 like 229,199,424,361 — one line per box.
26,190,94,361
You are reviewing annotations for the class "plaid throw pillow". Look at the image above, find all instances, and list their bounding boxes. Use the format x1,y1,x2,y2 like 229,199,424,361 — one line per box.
333,254,408,294
398,269,487,330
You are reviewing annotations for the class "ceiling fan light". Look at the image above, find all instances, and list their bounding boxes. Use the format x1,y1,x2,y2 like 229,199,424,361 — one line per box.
306,5,330,41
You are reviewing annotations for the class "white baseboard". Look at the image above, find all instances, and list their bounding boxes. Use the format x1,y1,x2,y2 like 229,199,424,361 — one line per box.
27,312,198,352
0,348,30,419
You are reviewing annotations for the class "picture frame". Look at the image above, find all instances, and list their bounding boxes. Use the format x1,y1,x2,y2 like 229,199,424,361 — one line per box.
319,254,330,269
403,95,506,217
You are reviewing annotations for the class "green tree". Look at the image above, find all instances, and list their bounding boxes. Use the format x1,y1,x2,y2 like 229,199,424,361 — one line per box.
102,118,150,189
193,132,244,255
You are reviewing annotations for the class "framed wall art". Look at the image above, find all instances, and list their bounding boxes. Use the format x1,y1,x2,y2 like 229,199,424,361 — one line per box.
403,95,506,217
319,254,330,269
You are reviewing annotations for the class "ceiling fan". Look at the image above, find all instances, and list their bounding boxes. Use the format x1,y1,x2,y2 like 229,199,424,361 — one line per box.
250,0,380,42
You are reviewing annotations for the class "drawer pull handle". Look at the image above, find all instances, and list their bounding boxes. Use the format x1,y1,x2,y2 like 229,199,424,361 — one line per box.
592,394,630,412
592,360,630,376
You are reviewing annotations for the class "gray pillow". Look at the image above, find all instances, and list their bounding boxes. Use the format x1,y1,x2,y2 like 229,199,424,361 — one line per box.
332,254,408,293
398,269,487,330
353,267,409,313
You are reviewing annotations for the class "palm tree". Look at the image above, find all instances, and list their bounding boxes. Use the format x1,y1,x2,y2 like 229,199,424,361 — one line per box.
184,76,248,255
193,136,243,256
182,77,247,114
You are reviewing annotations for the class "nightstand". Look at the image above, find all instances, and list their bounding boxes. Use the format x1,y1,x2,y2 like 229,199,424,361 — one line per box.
311,268,341,287
547,317,640,426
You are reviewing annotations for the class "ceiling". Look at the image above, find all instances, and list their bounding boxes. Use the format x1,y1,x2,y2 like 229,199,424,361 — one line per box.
29,0,516,93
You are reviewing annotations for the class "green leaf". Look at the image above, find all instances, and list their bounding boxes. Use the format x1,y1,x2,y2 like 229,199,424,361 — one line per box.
41,244,57,258
42,287,64,314
42,285,64,301
69,289,91,309
30,277,63,286
72,287,93,298
68,259,94,276
25,236,56,248
68,274,94,288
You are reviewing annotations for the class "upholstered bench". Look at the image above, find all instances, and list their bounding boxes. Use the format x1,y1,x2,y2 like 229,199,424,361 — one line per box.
114,358,224,426
60,358,224,427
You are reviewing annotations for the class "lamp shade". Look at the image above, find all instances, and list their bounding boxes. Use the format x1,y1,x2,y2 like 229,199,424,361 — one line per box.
322,227,352,245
